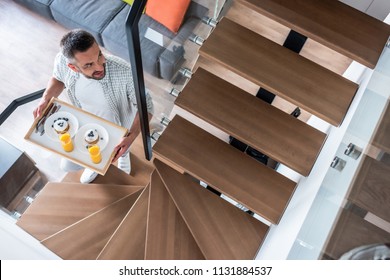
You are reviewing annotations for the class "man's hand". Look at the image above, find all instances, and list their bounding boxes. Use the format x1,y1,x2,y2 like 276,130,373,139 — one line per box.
112,112,152,162
112,135,132,162
33,77,65,119
33,99,49,119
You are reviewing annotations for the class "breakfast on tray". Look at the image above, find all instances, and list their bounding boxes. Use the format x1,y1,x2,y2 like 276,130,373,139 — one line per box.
74,123,109,155
84,129,100,145
53,118,70,134
25,98,127,175
44,111,79,141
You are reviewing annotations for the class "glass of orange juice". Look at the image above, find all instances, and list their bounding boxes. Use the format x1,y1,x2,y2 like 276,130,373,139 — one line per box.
88,145,102,164
59,133,74,152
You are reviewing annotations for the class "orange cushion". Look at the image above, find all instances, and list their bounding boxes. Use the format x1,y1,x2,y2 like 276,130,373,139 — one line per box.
146,0,191,33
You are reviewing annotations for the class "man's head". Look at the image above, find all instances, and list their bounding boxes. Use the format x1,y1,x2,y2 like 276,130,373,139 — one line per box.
60,29,106,80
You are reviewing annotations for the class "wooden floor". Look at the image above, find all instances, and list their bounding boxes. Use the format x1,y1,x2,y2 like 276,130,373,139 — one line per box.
0,0,68,182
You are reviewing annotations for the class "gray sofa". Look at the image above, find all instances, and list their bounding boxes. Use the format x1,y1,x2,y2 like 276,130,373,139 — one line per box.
14,0,208,81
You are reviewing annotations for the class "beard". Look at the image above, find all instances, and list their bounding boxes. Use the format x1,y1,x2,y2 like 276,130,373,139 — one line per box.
82,63,106,80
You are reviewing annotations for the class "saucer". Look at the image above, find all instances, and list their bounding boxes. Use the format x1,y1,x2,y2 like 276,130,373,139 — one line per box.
74,123,109,154
44,112,79,141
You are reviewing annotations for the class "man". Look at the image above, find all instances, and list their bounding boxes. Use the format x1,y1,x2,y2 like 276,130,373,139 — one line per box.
33,29,154,183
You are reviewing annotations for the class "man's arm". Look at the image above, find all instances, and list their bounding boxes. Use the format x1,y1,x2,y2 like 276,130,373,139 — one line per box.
33,77,65,118
112,112,153,162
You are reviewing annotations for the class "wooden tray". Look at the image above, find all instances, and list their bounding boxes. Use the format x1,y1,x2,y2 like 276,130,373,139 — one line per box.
24,98,128,175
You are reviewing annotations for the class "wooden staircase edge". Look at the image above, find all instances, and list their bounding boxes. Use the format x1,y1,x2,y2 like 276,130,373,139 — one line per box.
40,188,145,243
154,159,269,260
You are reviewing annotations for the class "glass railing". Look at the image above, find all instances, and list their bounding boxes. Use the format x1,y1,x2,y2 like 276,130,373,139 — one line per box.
287,41,390,260
130,0,229,147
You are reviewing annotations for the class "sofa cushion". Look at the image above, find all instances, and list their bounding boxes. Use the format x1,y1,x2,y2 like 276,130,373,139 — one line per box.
101,5,163,77
145,0,191,33
101,1,208,56
101,1,208,80
14,0,55,20
50,0,126,46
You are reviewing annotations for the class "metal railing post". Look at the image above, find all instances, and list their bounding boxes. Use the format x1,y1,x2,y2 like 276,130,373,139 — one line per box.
125,0,152,160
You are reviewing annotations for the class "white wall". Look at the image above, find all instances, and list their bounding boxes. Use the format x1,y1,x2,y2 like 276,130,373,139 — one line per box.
0,210,60,260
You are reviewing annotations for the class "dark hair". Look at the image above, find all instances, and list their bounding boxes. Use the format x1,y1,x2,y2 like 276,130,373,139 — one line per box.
60,29,96,61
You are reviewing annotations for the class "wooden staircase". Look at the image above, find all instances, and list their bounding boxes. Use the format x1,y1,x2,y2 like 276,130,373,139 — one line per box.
42,188,145,260
234,0,390,69
152,115,297,224
16,0,390,259
174,68,326,176
154,159,268,259
17,161,266,259
198,17,359,127
145,170,205,260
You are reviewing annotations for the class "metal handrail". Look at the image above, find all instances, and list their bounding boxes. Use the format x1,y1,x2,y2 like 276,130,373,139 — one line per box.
0,89,44,126
125,0,152,160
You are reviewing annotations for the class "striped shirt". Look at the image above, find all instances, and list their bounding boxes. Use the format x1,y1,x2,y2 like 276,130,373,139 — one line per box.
53,52,154,130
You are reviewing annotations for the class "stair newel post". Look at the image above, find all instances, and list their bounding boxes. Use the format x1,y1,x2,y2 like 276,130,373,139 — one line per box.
125,0,152,160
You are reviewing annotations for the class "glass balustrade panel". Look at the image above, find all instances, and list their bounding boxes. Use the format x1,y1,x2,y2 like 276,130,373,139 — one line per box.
287,41,390,260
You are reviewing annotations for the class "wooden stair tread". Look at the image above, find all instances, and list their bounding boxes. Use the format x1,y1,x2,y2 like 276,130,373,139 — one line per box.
97,185,150,260
225,0,353,75
348,156,390,224
199,18,358,126
236,0,390,69
145,171,205,260
176,68,326,176
41,189,144,260
152,115,297,224
62,159,154,187
16,182,143,241
62,135,155,186
155,159,268,260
